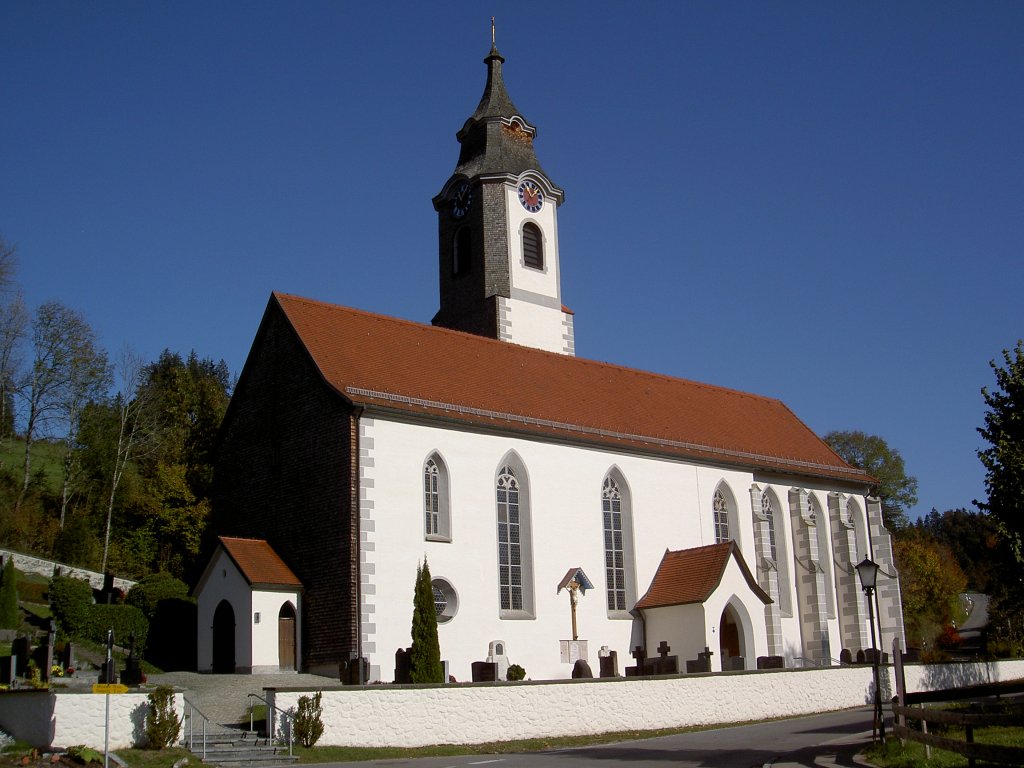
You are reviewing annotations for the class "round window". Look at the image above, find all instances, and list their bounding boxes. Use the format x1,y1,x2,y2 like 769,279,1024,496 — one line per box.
431,578,458,623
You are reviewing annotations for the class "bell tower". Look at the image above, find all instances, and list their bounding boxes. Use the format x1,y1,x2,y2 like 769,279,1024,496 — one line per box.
432,34,575,356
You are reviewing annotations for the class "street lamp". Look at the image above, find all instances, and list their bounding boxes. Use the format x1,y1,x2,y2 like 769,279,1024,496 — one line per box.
855,556,885,743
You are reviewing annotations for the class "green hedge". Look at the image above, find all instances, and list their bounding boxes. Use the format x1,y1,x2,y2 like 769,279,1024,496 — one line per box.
49,576,93,636
86,604,148,651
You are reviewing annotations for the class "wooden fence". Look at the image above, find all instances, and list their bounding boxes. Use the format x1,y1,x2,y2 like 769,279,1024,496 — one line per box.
892,679,1024,767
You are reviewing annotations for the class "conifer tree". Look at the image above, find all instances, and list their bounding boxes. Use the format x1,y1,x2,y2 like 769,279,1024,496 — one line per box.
0,558,20,629
409,558,443,683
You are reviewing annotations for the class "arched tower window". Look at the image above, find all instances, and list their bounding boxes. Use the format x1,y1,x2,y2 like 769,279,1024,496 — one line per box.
522,222,543,269
496,459,534,616
713,488,731,543
453,226,471,276
423,454,451,541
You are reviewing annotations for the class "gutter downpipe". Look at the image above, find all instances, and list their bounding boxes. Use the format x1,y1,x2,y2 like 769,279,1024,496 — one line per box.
353,406,364,685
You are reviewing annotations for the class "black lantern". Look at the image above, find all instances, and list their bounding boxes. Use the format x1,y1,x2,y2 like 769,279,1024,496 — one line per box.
856,556,885,743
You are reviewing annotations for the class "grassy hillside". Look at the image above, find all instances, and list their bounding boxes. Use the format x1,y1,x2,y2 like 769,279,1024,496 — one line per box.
0,437,63,491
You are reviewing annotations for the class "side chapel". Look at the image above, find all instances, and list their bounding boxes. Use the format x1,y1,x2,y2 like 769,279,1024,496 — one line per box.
206,39,904,680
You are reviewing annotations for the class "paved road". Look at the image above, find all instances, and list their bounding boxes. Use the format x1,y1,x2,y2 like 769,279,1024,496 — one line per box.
315,707,878,768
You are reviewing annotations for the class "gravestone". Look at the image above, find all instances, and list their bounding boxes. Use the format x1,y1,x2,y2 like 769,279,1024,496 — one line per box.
856,649,866,664
62,642,75,672
121,635,144,686
722,655,744,671
756,655,784,669
394,647,412,684
839,648,853,665
624,645,646,677
11,637,29,677
98,658,118,684
471,661,498,682
486,640,510,681
686,646,714,673
571,659,593,678
598,646,619,678
0,656,15,684
647,640,679,675
342,657,369,685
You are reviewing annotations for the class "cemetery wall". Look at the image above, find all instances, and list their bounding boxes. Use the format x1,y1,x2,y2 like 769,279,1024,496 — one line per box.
0,548,136,592
0,690,184,750
266,659,1024,748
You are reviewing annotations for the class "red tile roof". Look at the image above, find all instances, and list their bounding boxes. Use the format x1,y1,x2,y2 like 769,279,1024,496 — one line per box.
271,292,870,484
219,536,303,589
634,542,770,610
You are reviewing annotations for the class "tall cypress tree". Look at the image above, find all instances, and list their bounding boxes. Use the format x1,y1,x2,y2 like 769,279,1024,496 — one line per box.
0,558,20,630
409,558,443,683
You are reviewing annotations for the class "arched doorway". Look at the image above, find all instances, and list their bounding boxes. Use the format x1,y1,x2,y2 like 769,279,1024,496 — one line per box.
719,604,745,670
212,600,235,674
278,602,296,670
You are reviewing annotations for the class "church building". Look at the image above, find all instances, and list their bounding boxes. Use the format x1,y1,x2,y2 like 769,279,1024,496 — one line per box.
207,40,904,681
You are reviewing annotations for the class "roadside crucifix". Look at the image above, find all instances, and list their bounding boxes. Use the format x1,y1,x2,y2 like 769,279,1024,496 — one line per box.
556,567,594,641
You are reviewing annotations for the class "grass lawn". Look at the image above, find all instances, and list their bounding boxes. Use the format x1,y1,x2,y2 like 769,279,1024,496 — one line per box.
865,725,1024,768
0,438,63,492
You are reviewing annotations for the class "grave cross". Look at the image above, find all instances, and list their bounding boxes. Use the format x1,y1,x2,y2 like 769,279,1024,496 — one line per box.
632,645,646,667
657,640,671,660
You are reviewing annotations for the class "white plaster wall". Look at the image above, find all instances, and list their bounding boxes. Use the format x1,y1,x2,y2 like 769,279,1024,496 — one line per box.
0,691,184,750
501,297,570,354
701,557,770,668
251,591,301,672
643,603,707,667
267,661,1024,748
362,414,881,683
504,178,561,301
195,549,253,672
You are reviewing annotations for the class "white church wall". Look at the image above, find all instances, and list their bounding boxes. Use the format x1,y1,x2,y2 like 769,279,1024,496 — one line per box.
700,559,771,669
196,548,253,672
504,178,561,301
498,297,572,355
643,603,706,666
359,413,878,682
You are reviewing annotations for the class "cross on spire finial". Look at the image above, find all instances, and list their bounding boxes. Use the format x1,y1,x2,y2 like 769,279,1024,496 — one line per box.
491,17,496,45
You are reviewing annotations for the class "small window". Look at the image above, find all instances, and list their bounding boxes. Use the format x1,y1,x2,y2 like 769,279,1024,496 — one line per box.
522,222,543,269
432,578,458,623
453,226,471,276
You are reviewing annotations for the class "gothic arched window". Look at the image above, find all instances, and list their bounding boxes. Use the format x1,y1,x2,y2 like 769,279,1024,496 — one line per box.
602,475,626,611
423,454,451,541
522,222,543,269
496,460,533,616
713,489,731,543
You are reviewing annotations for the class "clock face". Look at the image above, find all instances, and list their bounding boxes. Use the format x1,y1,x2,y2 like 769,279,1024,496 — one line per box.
451,182,472,219
518,181,543,213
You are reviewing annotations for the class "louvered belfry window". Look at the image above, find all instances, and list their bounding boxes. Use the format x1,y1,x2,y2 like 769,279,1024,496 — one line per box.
522,222,543,269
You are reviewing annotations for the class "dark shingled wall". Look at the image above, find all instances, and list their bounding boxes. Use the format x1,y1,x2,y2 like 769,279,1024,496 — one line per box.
211,300,358,672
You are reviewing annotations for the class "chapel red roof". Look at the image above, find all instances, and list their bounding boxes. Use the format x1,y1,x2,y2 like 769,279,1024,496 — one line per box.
634,542,770,610
218,536,303,589
269,292,870,485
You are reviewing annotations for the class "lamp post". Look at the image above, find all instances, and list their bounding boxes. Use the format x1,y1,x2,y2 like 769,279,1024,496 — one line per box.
855,556,885,743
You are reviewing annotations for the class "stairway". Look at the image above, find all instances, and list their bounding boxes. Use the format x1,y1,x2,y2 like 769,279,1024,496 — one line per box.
183,725,299,766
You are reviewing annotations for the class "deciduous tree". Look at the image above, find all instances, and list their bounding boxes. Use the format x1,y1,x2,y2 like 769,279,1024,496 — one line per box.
977,340,1024,565
894,533,967,651
823,430,918,533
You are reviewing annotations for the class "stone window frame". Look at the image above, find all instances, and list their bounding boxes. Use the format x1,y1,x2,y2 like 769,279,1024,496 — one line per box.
601,468,636,618
808,492,837,619
762,487,794,617
713,487,731,544
423,452,452,542
495,453,535,619
522,222,544,270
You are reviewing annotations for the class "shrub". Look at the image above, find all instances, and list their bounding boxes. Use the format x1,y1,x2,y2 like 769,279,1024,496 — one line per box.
145,686,180,748
49,576,93,637
506,663,525,681
0,560,19,629
126,573,191,620
65,745,103,765
293,691,324,748
85,604,148,651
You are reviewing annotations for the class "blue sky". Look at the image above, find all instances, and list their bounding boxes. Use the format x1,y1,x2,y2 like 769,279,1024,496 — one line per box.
3,2,1022,521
